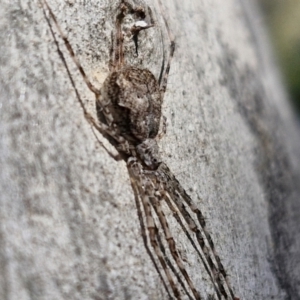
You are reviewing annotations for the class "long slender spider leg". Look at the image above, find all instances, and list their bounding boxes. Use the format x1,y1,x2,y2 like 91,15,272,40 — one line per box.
155,164,230,299
40,1,90,119
40,1,124,159
127,158,182,300
172,190,228,299
160,190,222,300
155,232,195,300
90,127,123,161
145,169,222,299
39,0,99,95
146,184,202,300
109,30,115,71
178,193,235,299
157,115,167,140
39,0,134,155
157,0,175,97
114,1,127,69
131,166,194,300
128,170,173,300
160,164,236,299
132,168,194,300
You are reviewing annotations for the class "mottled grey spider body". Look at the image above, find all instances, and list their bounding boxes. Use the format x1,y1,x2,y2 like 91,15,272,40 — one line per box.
94,0,165,169
98,66,163,169
39,0,239,299
99,68,162,142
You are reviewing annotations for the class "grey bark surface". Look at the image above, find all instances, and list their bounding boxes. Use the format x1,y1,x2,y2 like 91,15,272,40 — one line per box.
1,0,300,299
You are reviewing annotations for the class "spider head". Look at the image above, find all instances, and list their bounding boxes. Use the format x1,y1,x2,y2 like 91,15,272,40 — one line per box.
136,139,161,170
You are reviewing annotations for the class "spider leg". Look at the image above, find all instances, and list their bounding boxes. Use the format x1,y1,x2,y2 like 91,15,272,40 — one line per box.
128,158,182,300
39,0,99,95
113,1,127,70
160,190,222,300
156,230,195,300
39,0,134,156
145,169,222,299
109,30,115,71
90,127,123,161
157,115,167,140
148,184,203,300
158,163,237,299
157,0,175,97
131,158,194,300
164,190,227,299
170,175,236,299
129,169,173,299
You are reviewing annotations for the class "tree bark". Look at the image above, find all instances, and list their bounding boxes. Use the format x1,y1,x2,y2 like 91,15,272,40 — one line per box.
1,0,300,299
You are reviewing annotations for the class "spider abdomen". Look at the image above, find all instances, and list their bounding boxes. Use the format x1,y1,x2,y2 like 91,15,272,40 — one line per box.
99,66,162,144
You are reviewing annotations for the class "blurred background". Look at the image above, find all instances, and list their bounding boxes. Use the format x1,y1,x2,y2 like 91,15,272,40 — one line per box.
258,0,300,115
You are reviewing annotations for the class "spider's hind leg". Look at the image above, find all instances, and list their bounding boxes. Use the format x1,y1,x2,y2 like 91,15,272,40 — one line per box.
39,0,133,156
127,158,182,299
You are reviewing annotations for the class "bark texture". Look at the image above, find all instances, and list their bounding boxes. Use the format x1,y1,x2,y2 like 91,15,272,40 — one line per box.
1,0,300,299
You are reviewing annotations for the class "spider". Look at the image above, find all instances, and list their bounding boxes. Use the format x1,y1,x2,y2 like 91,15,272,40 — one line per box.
39,0,239,299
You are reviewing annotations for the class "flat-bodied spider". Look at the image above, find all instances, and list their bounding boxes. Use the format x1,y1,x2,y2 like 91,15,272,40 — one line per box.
39,0,239,299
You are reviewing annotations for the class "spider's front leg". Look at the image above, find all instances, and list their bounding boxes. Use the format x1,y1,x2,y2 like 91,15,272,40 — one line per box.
127,157,182,299
129,156,203,300
153,163,238,300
